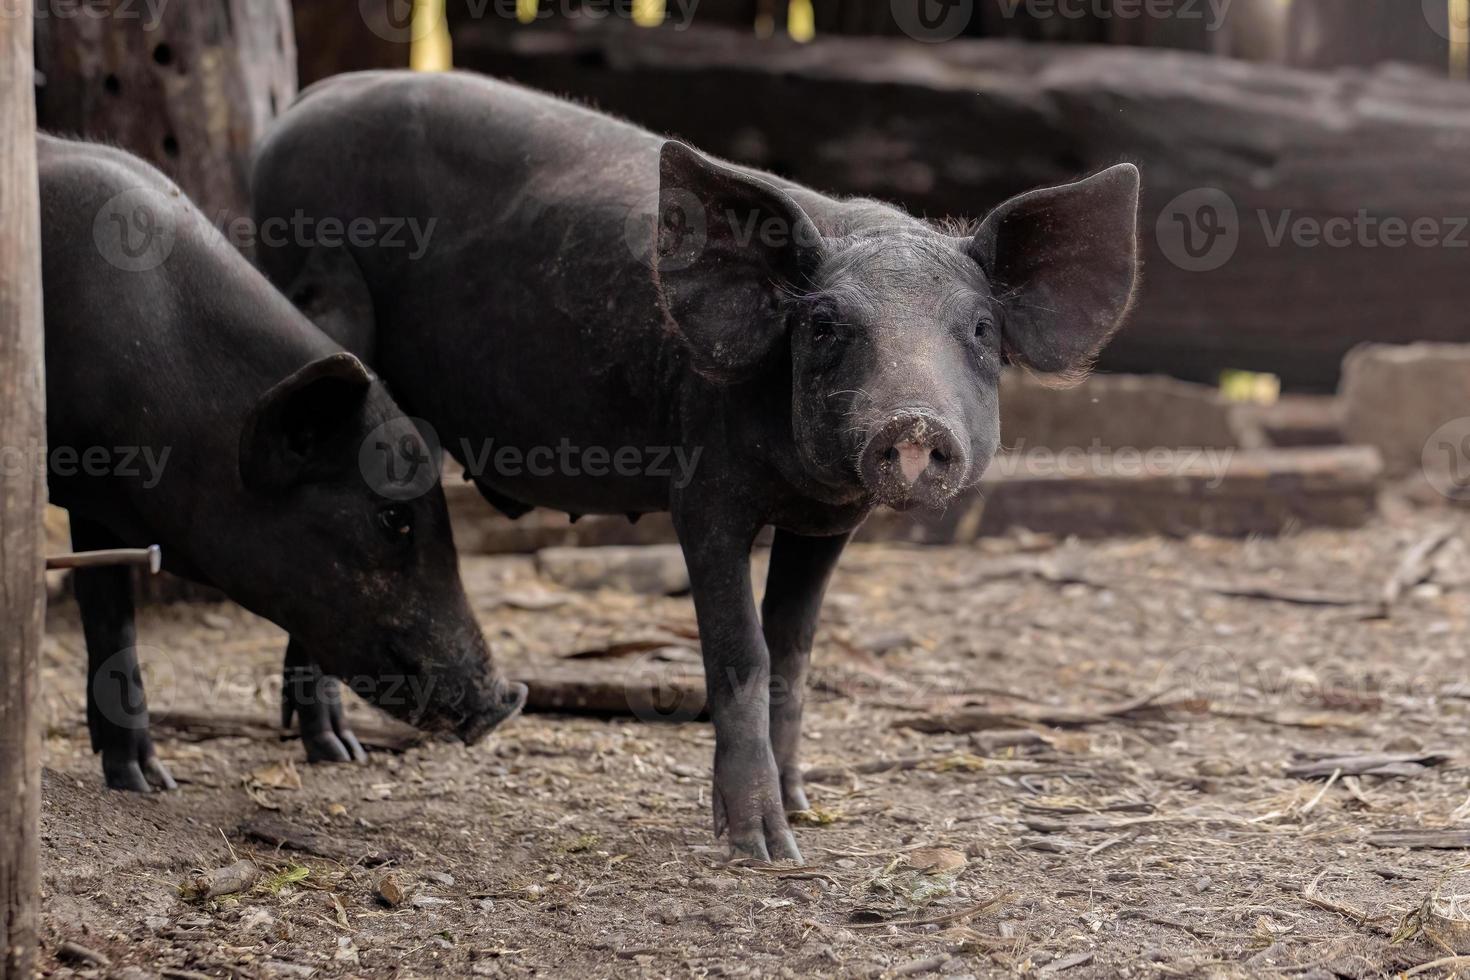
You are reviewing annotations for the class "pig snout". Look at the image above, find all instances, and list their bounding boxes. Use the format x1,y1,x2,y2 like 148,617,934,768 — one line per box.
859,410,967,509
456,678,529,745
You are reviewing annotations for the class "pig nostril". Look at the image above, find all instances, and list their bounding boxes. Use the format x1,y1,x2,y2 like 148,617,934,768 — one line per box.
930,448,950,466
881,446,899,463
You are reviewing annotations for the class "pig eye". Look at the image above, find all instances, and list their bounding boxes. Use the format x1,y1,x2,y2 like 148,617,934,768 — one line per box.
811,320,837,344
975,316,995,340
376,504,414,539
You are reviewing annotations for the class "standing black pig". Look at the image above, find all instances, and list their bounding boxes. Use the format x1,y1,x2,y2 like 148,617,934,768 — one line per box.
252,73,1140,859
40,135,525,791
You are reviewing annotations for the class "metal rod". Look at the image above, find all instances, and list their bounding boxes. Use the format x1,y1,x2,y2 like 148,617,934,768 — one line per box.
46,545,162,575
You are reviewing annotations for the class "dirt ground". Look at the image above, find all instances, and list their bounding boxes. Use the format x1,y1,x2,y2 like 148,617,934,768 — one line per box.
33,505,1470,979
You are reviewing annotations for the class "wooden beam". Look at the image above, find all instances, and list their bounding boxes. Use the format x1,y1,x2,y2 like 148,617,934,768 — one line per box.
450,24,1470,390
0,1,46,975
445,447,1383,551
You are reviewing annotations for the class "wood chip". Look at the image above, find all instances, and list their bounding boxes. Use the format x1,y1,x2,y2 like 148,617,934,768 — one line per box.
241,814,401,866
896,689,1204,734
1285,751,1452,779
1369,829,1470,850
183,860,260,901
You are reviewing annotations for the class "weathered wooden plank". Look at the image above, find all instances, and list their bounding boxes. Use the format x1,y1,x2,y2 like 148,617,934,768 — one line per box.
514,661,707,721
446,446,1383,549
0,2,46,974
34,0,296,229
451,24,1470,389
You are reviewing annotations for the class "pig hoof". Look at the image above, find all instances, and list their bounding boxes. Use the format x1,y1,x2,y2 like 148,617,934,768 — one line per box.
780,776,810,814
302,729,367,765
100,736,177,793
714,781,803,863
284,666,368,764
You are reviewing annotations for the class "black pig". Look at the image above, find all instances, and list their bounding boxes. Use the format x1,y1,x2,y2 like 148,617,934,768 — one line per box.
40,135,525,791
253,73,1139,859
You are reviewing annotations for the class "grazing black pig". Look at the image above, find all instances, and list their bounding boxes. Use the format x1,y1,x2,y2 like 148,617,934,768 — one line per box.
252,73,1139,859
39,135,525,791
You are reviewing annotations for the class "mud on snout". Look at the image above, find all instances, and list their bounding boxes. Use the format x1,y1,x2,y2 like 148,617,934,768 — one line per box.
857,409,970,510
346,642,528,745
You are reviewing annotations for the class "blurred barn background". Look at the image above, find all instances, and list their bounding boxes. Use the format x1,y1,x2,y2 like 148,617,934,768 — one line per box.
29,0,1470,561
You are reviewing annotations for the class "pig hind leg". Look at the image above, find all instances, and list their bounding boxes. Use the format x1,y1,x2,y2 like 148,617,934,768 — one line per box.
282,638,367,763
71,517,177,792
761,530,849,812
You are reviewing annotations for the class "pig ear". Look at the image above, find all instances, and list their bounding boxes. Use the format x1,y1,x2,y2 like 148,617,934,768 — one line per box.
239,352,374,495
655,141,821,381
969,164,1140,384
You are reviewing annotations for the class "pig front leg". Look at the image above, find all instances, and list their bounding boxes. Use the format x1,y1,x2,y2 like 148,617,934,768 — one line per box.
674,502,801,862
282,638,367,763
761,530,849,813
70,518,177,792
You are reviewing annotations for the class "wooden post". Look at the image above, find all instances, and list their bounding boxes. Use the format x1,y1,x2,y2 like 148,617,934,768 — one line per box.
0,0,46,976
33,0,297,232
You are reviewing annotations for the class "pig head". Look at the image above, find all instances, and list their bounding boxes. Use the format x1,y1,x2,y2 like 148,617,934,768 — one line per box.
655,141,1140,513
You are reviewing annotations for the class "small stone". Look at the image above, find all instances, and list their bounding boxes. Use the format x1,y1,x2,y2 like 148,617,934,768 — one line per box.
647,899,683,925
332,937,360,965
908,847,967,874
1194,875,1213,893
375,872,411,908
422,870,456,887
